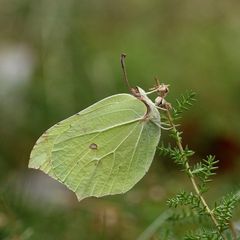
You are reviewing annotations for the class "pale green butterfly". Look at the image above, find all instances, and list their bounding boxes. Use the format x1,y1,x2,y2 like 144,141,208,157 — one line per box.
28,54,170,201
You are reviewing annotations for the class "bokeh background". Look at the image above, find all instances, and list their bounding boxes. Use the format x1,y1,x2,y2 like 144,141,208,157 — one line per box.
0,0,240,239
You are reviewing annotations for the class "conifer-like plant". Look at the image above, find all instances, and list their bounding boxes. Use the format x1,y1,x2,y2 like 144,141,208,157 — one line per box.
153,90,240,239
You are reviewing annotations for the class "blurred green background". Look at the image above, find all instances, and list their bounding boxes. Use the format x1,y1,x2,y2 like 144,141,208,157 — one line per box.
0,0,240,239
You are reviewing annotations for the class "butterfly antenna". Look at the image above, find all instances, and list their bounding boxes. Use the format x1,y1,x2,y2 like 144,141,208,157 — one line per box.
155,77,160,87
120,53,132,92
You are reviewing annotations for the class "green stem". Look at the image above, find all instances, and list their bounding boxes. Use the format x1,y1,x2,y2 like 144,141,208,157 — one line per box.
165,110,227,240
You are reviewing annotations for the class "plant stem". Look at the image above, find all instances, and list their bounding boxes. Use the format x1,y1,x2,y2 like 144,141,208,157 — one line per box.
165,109,227,240
229,221,237,240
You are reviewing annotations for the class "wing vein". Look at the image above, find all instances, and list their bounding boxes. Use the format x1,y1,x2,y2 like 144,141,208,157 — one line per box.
122,124,145,192
54,117,142,144
75,122,141,195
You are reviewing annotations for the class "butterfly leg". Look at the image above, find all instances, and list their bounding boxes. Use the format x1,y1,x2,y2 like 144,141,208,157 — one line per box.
161,122,171,127
146,89,159,95
156,106,168,111
159,125,173,130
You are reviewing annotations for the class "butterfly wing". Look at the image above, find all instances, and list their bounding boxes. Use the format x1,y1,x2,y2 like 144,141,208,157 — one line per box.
29,112,81,179
29,94,161,201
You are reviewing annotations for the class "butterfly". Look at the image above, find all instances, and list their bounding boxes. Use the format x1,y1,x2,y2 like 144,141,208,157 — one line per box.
28,54,170,201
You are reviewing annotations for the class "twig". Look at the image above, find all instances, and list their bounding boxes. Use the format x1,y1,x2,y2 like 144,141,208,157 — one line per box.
164,109,227,240
229,221,237,240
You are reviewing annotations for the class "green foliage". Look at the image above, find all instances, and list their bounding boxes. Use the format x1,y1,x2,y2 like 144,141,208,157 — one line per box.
167,191,203,213
168,209,197,222
213,193,240,232
159,144,194,167
191,155,219,193
172,91,196,120
157,91,240,239
184,229,220,240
